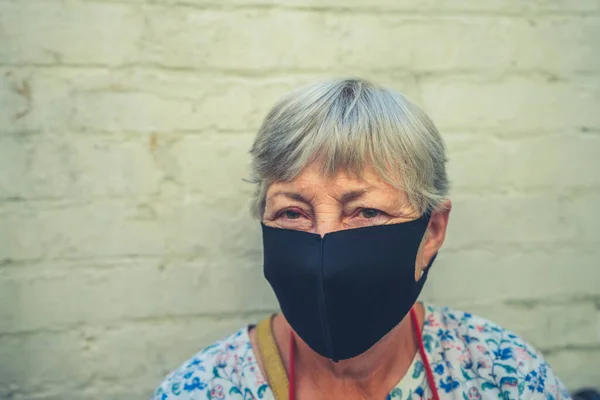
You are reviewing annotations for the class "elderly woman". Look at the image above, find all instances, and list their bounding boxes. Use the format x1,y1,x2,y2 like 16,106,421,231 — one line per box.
154,79,569,399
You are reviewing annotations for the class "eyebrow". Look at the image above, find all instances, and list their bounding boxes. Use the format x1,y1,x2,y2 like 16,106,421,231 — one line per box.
266,191,311,204
339,189,368,203
267,189,370,205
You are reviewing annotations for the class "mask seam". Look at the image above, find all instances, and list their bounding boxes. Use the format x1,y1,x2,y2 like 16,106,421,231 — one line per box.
317,237,334,359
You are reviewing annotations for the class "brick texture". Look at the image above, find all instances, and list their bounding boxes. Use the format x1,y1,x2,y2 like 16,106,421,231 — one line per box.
0,0,599,398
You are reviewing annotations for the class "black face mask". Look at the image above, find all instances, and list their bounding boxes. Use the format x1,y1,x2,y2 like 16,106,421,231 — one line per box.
261,214,434,362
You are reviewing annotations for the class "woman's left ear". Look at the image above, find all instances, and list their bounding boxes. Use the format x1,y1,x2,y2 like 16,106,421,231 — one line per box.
422,200,452,268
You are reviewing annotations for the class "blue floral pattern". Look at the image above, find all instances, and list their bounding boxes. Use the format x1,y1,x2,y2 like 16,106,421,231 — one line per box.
153,305,571,399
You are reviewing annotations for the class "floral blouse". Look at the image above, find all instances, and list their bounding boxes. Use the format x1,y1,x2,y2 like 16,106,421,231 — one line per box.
153,305,571,399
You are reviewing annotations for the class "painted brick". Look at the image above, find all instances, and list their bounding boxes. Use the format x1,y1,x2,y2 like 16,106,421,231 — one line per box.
0,195,265,262
0,200,170,260
152,0,600,13
0,1,143,66
172,134,255,196
0,259,273,333
2,3,598,75
7,388,152,400
0,330,94,396
562,191,600,244
446,134,600,191
444,194,578,248
423,248,600,303
545,348,600,391
0,133,164,200
0,68,74,135
138,8,600,72
420,75,600,132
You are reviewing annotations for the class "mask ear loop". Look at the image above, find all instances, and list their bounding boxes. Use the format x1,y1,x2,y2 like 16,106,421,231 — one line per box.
418,209,436,280
419,252,437,280
426,253,438,269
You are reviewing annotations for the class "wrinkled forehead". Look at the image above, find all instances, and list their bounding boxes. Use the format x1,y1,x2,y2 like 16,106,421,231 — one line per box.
265,163,412,210
268,162,400,194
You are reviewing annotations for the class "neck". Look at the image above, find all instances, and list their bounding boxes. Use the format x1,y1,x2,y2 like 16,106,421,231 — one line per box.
273,304,424,398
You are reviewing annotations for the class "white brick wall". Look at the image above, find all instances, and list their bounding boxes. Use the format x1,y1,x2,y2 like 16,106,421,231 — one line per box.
0,0,599,398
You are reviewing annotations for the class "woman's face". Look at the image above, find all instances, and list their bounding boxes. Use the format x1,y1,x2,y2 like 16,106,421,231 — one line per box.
263,163,451,275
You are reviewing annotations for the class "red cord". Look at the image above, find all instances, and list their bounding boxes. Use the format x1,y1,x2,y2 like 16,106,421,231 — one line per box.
289,330,296,400
410,307,440,400
288,307,440,400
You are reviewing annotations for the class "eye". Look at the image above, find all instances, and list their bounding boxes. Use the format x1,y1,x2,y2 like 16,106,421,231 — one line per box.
270,207,312,230
360,208,381,219
276,208,306,220
283,210,302,220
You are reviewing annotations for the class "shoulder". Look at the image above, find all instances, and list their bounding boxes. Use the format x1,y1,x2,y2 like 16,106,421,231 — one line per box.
422,304,571,399
152,327,266,400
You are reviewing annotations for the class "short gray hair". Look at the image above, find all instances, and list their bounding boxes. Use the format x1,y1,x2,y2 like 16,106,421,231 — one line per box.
249,78,449,219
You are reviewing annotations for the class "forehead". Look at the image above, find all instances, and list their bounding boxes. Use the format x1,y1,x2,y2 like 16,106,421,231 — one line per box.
266,163,401,198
